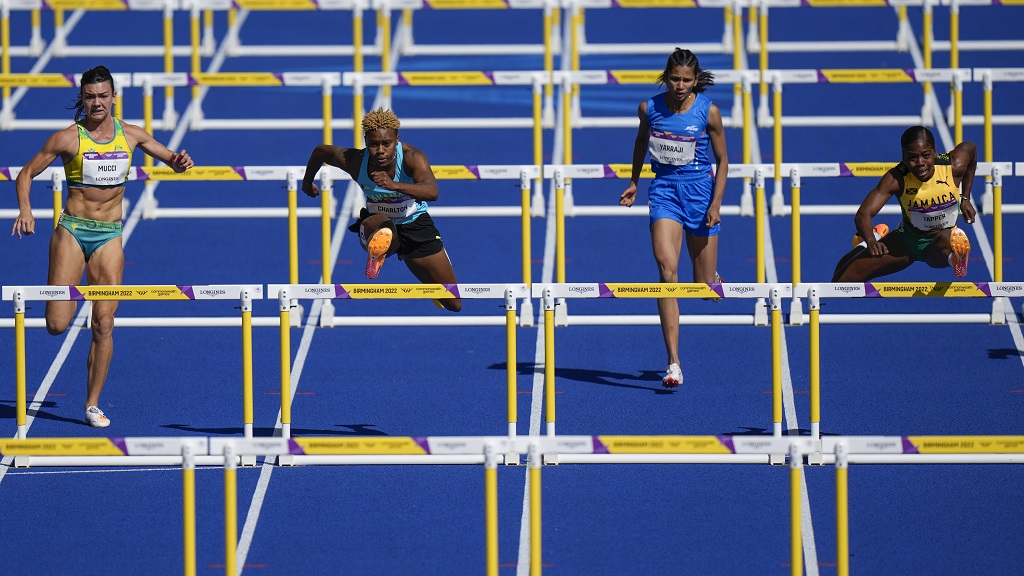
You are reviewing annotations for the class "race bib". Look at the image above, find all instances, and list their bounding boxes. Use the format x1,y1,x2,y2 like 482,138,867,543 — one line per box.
367,197,418,220
649,129,696,166
907,202,958,231
80,151,130,186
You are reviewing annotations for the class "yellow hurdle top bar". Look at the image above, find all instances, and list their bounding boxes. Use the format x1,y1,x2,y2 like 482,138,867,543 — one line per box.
4,435,1023,457
1,285,263,301
532,282,786,299
0,165,541,182
793,282,1024,298
267,283,529,300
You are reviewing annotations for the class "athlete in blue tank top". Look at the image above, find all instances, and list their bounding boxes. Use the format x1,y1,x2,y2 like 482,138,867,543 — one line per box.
301,107,462,312
619,48,730,389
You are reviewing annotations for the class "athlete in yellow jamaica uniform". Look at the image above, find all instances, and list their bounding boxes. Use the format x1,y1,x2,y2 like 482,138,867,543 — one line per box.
832,126,976,282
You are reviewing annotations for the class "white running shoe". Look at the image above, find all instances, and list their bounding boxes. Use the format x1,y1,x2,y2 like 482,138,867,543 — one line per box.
661,363,683,388
85,405,110,428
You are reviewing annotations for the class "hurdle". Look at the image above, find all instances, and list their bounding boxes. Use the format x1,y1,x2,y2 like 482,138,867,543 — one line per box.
933,1,1024,60
0,436,208,574
972,69,1024,217
543,164,771,326
0,0,201,127
213,433,821,575
770,161,1015,311
796,281,1024,457
822,435,1024,575
1,284,264,444
267,283,530,459
531,283,792,452
561,0,746,138
199,0,376,62
759,68,971,199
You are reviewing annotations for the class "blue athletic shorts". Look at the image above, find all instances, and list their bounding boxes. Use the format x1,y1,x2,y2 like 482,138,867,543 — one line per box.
647,172,719,237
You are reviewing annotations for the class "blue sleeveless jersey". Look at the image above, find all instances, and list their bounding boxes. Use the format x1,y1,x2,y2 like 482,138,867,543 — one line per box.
646,92,713,179
357,143,428,225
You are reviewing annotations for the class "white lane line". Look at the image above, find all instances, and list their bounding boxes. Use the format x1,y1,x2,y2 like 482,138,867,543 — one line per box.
233,15,410,576
907,18,1024,367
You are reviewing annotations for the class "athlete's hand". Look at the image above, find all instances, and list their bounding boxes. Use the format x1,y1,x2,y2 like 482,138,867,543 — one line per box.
169,149,193,173
302,180,321,198
865,238,888,257
369,171,396,190
960,197,976,224
12,207,35,238
619,182,638,207
705,205,721,228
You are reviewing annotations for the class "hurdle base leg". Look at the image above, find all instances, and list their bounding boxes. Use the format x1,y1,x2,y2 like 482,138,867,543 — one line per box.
0,107,14,131
289,302,304,327
240,454,257,467
990,297,1007,326
788,297,805,326
277,454,296,467
14,455,31,468
141,194,159,220
555,298,568,327
519,298,535,327
807,434,824,465
754,298,768,326
504,452,521,466
542,452,560,466
770,452,786,466
319,301,336,328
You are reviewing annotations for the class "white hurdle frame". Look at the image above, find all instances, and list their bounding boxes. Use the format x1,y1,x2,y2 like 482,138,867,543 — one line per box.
1,284,264,445
267,283,530,462
196,0,378,59
772,162,1016,321
531,282,792,451
4,433,1019,576
542,164,773,327
797,281,1024,460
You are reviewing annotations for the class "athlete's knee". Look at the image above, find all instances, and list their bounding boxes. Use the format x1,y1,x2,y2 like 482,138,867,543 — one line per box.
45,316,70,336
657,263,679,283
90,311,116,338
360,215,400,256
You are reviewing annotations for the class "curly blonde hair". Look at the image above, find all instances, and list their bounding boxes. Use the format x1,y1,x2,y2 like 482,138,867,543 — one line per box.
362,107,401,132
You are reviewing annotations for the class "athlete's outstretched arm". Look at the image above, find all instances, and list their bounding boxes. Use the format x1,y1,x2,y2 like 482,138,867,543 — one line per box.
302,144,358,198
854,171,899,257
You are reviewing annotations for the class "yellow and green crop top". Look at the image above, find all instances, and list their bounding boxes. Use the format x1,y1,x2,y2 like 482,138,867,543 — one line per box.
63,119,132,187
894,154,959,232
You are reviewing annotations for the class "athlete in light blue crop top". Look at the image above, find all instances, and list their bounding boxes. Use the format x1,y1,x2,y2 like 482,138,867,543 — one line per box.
619,49,730,389
301,107,462,312
355,138,429,225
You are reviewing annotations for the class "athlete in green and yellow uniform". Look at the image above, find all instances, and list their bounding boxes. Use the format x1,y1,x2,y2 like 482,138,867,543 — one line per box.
12,66,194,428
832,126,977,281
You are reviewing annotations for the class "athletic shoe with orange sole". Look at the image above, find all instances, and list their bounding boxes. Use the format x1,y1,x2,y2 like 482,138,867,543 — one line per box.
365,227,393,280
851,223,890,247
85,405,110,428
949,226,970,278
